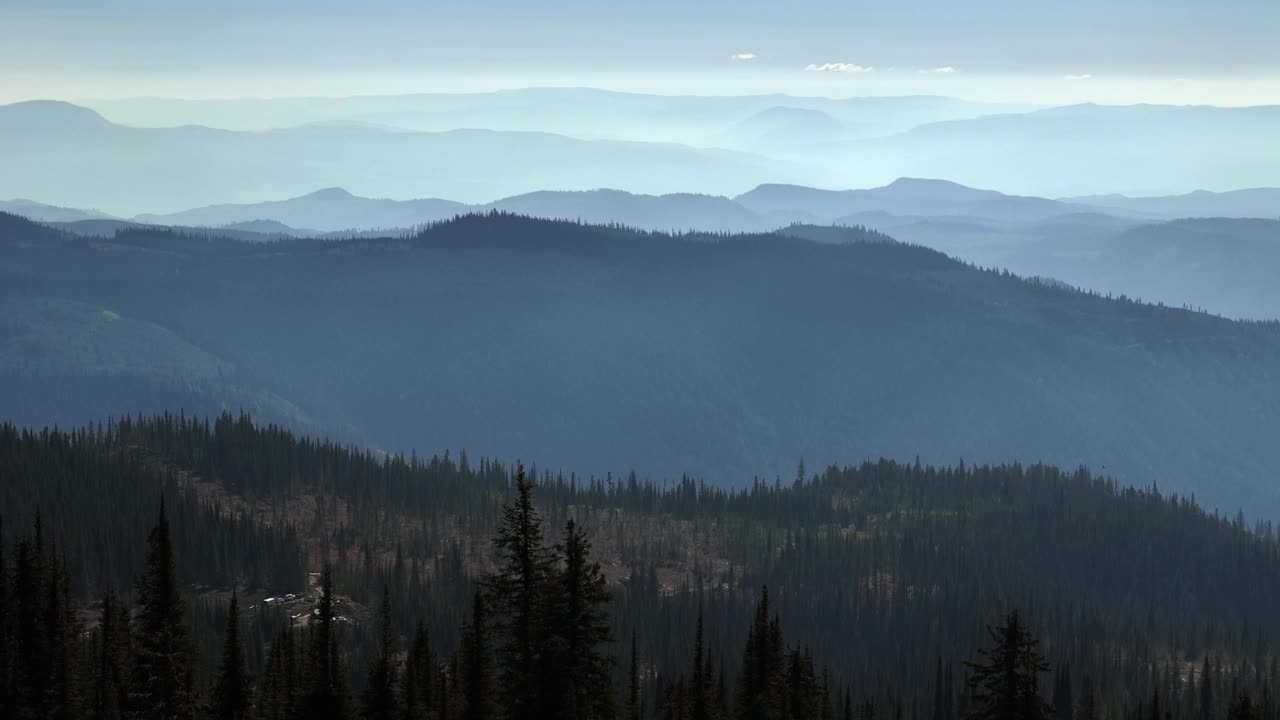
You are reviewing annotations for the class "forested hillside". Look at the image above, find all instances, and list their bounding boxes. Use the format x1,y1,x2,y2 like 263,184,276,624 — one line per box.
2,413,1279,719
3,211,1280,514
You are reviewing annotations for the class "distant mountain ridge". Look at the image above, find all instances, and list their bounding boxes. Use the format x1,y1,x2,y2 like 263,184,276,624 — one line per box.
1067,187,1280,219
5,210,1280,516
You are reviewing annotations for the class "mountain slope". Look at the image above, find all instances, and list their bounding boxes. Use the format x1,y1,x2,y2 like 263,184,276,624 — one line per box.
4,211,1280,515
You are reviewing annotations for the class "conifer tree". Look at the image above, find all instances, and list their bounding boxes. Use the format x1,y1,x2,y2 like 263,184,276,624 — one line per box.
487,465,554,720
131,498,196,720
45,551,82,720
209,591,252,720
303,564,348,720
256,625,300,720
93,590,127,720
544,518,616,720
736,587,781,720
692,606,711,720
460,591,494,720
362,586,398,720
13,525,48,720
0,520,8,720
402,619,434,720
627,631,641,720
963,610,1052,720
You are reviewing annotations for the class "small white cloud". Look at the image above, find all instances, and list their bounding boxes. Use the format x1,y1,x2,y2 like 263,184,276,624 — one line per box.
730,53,757,61
1064,73,1092,81
919,66,957,74
805,63,874,73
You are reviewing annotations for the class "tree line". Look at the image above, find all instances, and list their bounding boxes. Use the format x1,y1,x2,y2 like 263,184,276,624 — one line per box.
6,414,1280,718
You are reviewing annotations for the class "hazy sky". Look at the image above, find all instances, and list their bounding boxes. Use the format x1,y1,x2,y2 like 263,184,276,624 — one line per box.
2,0,1278,105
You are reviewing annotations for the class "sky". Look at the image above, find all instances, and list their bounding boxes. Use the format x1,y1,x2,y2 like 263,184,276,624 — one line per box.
1,0,1278,105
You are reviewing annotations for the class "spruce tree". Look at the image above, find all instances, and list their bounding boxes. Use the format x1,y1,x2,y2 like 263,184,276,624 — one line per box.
460,590,494,720
131,498,196,720
13,527,48,720
257,625,300,720
963,610,1052,720
486,465,554,720
93,589,130,720
0,520,8,720
736,587,779,720
303,564,348,720
362,586,398,720
210,591,252,720
692,606,710,720
541,517,615,720
627,631,641,720
402,619,434,720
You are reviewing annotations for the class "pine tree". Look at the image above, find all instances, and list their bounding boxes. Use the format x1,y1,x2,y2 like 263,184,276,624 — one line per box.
543,518,616,720
460,591,494,720
692,606,711,720
131,498,196,720
627,631,642,720
362,586,398,720
92,589,127,720
963,610,1052,720
402,620,434,720
209,591,252,720
13,524,48,720
45,551,82,720
303,564,348,720
0,519,9,720
736,587,781,720
257,625,300,720
486,465,554,720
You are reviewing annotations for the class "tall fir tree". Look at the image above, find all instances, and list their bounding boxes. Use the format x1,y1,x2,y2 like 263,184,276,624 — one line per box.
131,498,196,720
628,630,642,720
963,610,1052,720
547,518,616,720
362,586,399,720
209,590,252,720
486,465,555,720
93,589,129,720
460,590,494,720
692,606,711,720
256,625,301,720
303,564,348,720
402,619,434,720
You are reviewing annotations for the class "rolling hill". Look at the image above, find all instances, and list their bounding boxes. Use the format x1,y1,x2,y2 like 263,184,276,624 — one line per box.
4,210,1280,516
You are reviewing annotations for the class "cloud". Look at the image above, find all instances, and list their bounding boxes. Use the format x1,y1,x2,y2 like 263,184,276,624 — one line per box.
919,66,957,74
805,63,873,73
730,53,757,61
1064,73,1092,81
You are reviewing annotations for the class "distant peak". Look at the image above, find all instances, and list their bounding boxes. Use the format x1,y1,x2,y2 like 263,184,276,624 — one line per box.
305,187,357,200
885,177,966,189
0,100,110,130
